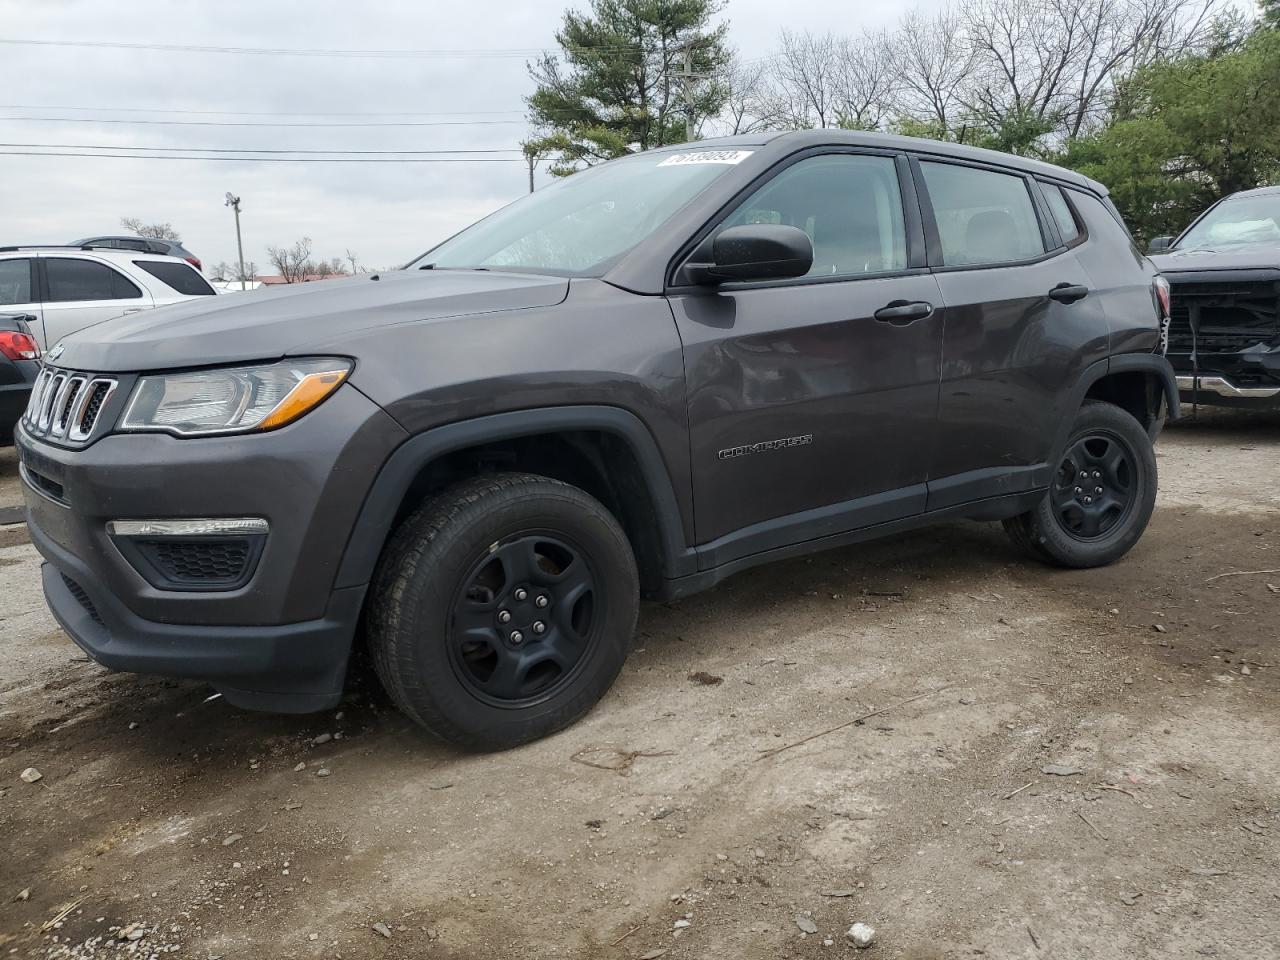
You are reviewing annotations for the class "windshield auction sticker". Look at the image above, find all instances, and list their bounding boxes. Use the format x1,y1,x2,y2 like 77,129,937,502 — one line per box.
657,150,754,167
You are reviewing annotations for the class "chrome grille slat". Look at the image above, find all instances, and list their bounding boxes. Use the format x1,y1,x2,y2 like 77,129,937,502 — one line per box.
38,374,66,431
22,366,119,445
52,377,86,437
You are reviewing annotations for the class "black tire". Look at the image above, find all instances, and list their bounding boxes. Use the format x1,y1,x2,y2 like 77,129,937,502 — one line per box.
366,472,639,751
1003,400,1157,568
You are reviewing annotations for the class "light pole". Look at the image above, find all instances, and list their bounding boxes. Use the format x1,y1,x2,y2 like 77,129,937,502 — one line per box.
224,192,246,291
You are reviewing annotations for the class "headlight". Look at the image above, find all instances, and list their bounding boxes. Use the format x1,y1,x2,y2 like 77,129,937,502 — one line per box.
119,358,351,436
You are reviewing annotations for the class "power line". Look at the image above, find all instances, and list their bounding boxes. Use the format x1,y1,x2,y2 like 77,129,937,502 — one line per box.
0,103,529,118
0,141,522,155
0,115,528,128
0,150,525,163
0,37,645,59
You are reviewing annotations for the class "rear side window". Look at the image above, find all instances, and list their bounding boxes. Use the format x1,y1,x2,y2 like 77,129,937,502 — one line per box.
133,260,216,296
1042,184,1082,245
718,153,908,278
45,258,142,302
0,258,33,305
920,162,1046,266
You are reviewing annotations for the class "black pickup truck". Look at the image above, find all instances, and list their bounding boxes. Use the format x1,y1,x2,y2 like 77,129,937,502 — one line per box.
1148,185,1280,407
17,131,1176,750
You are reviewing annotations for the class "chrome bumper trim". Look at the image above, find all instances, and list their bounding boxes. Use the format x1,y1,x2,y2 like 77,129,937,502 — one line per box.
1175,375,1280,399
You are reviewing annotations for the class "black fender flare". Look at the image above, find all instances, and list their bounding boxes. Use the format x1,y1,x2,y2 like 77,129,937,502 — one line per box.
1049,352,1180,469
332,405,696,590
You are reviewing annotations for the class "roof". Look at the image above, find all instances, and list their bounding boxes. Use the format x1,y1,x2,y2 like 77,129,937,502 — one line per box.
650,129,1105,194
1224,184,1280,198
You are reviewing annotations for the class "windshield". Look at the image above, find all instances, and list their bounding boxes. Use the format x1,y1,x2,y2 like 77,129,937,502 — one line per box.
410,149,754,276
1177,194,1280,250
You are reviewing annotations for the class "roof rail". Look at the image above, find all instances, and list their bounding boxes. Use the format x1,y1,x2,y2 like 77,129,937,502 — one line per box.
0,244,117,253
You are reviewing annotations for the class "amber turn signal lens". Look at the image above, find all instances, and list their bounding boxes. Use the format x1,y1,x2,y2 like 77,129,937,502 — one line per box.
257,368,350,431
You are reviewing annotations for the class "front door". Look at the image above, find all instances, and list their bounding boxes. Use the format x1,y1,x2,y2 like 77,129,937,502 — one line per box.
667,151,945,566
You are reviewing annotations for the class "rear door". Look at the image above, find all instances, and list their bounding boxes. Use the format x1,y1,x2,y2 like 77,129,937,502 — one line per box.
915,158,1107,510
38,255,153,347
667,149,945,564
0,257,43,346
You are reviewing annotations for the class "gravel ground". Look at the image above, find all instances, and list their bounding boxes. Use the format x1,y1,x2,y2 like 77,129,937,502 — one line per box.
1,408,1277,960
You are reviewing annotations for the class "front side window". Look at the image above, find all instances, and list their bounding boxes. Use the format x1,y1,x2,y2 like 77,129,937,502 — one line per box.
45,258,142,302
1178,193,1280,250
413,149,754,276
715,153,908,279
0,258,33,305
921,162,1046,266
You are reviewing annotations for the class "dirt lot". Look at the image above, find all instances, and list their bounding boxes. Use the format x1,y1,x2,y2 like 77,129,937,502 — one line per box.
1,409,1277,960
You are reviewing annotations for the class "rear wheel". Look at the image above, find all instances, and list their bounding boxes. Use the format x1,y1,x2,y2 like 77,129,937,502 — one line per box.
1003,400,1157,568
366,473,639,751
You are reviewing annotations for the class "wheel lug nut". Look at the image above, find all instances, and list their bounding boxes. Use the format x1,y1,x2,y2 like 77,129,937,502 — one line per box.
514,588,528,601
497,610,511,624
533,621,546,635
535,595,549,608
1083,496,1093,504
509,630,524,645
1095,486,1103,494
1074,486,1082,494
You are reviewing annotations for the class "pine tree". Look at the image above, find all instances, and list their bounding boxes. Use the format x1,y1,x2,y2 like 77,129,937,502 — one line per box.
525,0,730,175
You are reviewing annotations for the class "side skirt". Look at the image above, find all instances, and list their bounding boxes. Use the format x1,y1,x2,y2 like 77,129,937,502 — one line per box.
658,488,1045,601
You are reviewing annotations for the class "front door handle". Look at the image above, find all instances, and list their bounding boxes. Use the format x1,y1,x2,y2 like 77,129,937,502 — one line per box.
1048,282,1089,304
874,300,934,326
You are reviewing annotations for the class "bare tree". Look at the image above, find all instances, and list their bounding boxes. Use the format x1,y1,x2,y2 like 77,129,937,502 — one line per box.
769,30,844,128
266,238,313,284
715,57,781,134
833,31,899,129
210,260,258,282
895,7,978,135
120,217,182,241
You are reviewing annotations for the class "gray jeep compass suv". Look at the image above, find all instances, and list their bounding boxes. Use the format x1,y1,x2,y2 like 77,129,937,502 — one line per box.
17,131,1177,750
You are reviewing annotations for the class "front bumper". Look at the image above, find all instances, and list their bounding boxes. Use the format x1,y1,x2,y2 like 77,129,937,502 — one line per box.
1175,374,1280,403
17,383,407,711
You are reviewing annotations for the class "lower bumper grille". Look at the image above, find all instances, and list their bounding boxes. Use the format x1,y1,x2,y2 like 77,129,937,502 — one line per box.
61,574,105,626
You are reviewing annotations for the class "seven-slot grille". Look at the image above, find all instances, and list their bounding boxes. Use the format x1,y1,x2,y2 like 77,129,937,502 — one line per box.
22,368,118,443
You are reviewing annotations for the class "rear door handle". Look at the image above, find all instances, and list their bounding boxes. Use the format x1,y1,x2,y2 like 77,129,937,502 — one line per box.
1048,282,1089,304
874,300,934,326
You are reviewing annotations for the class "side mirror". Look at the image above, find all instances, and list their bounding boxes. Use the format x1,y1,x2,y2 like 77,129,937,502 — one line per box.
1147,236,1173,254
693,224,814,284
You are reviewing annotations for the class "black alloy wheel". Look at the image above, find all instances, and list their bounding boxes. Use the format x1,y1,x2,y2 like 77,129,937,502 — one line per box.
1051,432,1136,541
449,533,599,706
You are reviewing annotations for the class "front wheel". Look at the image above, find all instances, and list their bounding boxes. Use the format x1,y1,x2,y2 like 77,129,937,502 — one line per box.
366,473,639,751
1003,400,1157,568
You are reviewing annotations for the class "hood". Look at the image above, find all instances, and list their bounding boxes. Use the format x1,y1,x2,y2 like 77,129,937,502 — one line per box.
1149,244,1280,274
53,269,569,373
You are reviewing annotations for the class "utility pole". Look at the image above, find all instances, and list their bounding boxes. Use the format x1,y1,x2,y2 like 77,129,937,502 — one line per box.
345,249,359,275
527,153,536,194
672,40,710,143
224,193,246,291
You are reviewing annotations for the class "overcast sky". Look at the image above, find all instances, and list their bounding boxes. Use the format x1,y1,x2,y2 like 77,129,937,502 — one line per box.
0,0,941,274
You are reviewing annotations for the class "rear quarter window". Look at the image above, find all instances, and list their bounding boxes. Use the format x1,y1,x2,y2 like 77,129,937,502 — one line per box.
133,260,216,296
1042,184,1083,246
